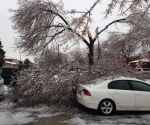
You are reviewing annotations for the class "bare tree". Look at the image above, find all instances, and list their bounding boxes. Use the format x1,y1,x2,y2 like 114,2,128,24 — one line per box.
35,47,68,69
11,0,149,65
100,9,150,64
104,0,149,18
102,32,139,64
70,47,88,63
127,11,150,58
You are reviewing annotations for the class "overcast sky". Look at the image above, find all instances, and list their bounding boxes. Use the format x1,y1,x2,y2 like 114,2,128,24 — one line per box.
0,0,128,62
0,0,28,61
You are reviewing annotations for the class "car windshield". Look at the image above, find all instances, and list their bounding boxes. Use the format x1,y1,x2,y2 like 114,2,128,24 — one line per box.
92,78,107,85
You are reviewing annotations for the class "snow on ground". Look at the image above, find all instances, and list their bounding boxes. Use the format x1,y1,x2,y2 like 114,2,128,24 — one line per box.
1,100,150,125
0,102,34,125
64,113,150,125
0,101,61,125
63,116,87,125
37,112,61,118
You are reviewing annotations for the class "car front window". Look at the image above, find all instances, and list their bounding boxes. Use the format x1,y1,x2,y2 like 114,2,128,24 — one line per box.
130,81,150,92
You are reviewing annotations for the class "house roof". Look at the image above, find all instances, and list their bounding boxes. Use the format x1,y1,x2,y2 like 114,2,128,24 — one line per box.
129,58,150,63
5,61,17,65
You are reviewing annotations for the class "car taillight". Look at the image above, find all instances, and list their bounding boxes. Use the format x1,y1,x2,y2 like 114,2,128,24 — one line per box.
83,89,91,96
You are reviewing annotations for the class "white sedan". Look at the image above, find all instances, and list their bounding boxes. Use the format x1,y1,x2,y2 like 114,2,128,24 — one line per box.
76,77,150,115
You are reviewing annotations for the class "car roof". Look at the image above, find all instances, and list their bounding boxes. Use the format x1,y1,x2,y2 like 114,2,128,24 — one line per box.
90,76,147,89
103,76,145,82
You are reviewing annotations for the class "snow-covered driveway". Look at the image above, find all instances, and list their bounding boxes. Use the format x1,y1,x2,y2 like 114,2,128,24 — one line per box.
1,100,150,125
0,101,61,125
72,106,150,125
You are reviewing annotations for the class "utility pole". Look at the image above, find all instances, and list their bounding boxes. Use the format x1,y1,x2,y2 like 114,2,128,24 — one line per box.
97,36,102,61
58,44,60,64
20,53,21,61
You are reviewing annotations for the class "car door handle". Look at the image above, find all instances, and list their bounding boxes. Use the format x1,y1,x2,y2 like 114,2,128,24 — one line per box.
113,91,119,94
135,92,141,95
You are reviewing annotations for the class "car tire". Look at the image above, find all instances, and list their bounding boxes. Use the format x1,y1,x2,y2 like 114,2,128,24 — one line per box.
98,100,115,115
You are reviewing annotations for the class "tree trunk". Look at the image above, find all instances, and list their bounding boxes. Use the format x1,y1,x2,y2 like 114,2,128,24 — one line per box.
126,58,130,64
88,43,94,65
87,29,95,65
126,60,129,64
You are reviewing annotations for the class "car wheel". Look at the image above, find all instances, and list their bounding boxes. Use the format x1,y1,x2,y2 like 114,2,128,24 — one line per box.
99,100,115,115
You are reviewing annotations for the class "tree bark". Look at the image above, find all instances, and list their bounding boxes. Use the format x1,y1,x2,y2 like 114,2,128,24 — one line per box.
88,42,94,65
87,30,95,65
126,57,131,65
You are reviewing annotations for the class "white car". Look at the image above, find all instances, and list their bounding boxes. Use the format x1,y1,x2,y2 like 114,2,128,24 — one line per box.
0,75,5,99
76,77,150,115
135,68,150,74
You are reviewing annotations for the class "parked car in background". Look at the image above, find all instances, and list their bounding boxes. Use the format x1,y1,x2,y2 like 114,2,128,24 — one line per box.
0,68,19,86
0,69,5,99
135,68,150,74
77,77,150,115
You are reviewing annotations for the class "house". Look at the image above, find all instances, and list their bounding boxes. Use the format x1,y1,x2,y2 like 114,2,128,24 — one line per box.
129,52,150,68
4,57,19,68
129,58,150,68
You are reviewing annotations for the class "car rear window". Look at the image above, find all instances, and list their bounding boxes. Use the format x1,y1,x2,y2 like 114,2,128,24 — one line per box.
108,80,130,90
93,78,107,85
0,69,2,78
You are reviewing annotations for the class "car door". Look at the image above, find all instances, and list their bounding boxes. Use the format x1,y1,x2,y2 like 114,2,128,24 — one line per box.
108,80,135,110
130,80,150,110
